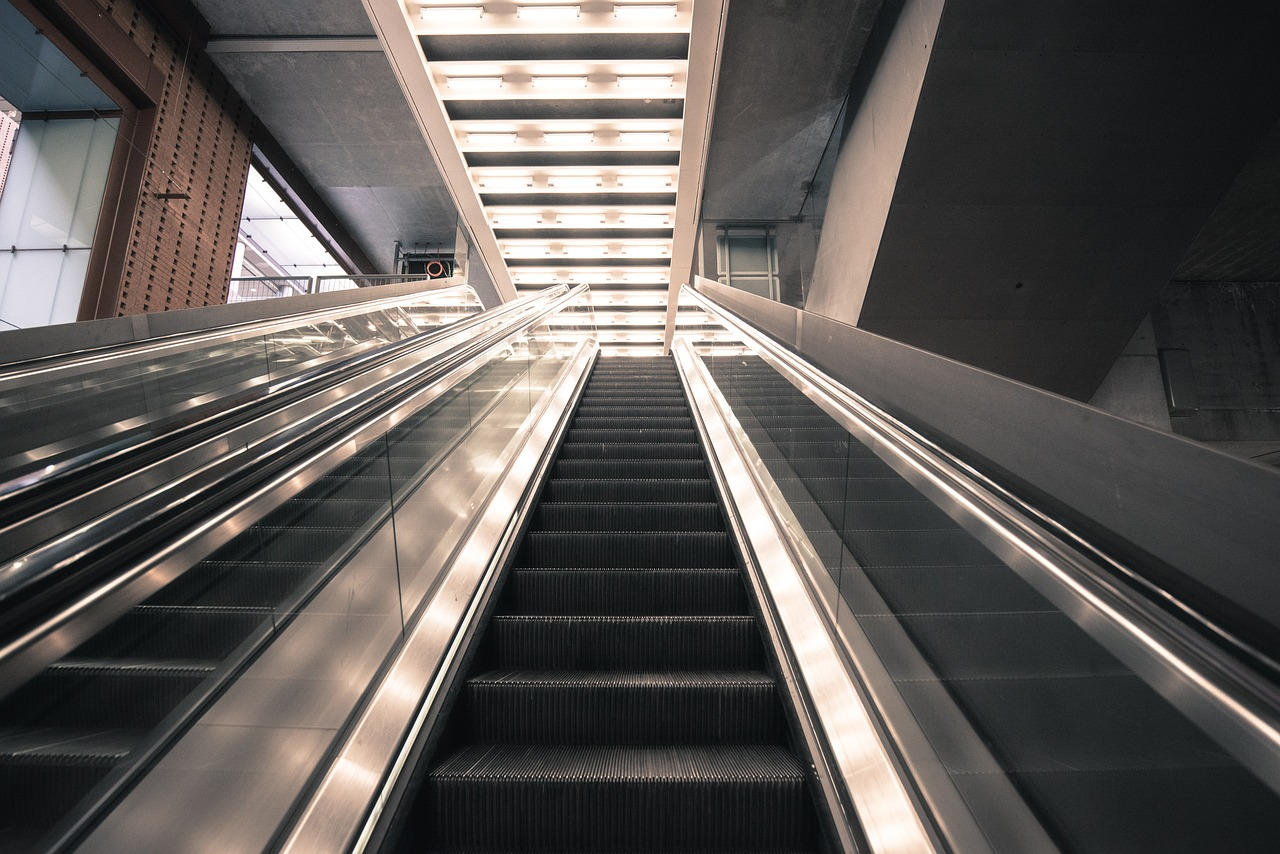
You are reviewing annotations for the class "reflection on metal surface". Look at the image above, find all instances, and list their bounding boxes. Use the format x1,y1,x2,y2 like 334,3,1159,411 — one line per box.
682,286,1280,817
280,342,597,854
673,339,940,854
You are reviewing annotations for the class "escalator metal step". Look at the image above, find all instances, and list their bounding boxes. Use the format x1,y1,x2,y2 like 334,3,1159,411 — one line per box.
557,440,701,459
541,478,716,503
71,606,271,661
573,416,693,430
503,568,746,615
518,531,734,567
486,615,764,669
461,670,785,744
564,428,699,446
147,559,322,608
426,744,814,851
552,459,706,479
531,502,724,532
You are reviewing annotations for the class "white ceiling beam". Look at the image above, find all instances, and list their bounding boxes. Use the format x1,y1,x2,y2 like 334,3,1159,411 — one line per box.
663,0,728,353
362,0,517,303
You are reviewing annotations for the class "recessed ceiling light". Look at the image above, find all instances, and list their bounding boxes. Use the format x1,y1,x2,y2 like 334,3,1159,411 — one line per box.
491,212,544,227
557,212,608,226
446,76,504,91
613,3,678,21
546,175,603,190
504,244,553,257
477,175,535,190
618,131,671,145
543,131,596,145
531,76,589,90
619,213,670,226
420,5,485,24
615,174,674,190
621,244,671,257
517,4,581,21
467,132,520,145
616,75,675,89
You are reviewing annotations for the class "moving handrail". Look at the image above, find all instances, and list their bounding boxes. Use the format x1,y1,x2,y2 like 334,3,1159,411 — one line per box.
679,284,1280,850
0,282,481,505
0,285,585,694
0,286,542,563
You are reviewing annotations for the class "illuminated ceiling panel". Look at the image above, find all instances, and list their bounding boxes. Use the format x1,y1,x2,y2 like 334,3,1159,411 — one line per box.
403,0,702,350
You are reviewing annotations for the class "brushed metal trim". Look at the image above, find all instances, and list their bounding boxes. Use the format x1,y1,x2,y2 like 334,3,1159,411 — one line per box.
279,341,597,853
683,285,1280,797
673,339,943,854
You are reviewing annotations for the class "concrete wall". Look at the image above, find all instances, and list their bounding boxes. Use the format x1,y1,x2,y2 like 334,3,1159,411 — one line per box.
1152,282,1280,443
805,0,944,324
1087,314,1171,433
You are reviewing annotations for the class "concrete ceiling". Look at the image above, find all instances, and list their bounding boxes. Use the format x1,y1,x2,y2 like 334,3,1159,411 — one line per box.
193,0,462,273
700,0,881,222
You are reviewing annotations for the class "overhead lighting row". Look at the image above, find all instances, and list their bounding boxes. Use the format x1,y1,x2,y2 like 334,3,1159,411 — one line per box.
445,74,674,91
464,130,672,146
502,243,672,258
477,173,673,191
490,211,671,227
421,4,679,24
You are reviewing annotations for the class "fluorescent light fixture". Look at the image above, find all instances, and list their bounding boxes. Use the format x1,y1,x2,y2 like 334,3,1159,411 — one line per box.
615,174,673,190
546,175,603,190
467,132,519,145
557,212,608,226
420,5,485,24
621,244,670,257
513,272,558,284
491,212,543,227
619,213,670,226
543,131,595,145
566,245,610,257
517,4,580,21
616,75,674,90
531,76,589,90
504,244,552,257
446,76,504,91
477,175,535,190
618,131,671,145
613,3,678,20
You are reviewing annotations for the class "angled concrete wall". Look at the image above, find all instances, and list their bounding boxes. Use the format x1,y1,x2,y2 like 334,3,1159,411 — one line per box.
806,0,1280,400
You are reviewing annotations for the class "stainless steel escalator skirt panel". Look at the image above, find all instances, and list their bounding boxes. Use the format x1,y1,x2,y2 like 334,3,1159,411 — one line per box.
279,341,597,854
679,286,1280,801
673,339,945,854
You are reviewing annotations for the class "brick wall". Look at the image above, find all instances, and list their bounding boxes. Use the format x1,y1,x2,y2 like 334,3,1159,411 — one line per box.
99,0,254,315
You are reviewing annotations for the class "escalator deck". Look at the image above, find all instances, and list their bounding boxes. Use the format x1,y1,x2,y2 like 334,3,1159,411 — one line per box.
409,356,824,852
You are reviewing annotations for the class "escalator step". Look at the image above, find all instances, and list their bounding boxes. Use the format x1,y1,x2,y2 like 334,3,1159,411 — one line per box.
0,660,214,729
425,744,813,851
557,440,701,460
461,670,785,744
564,428,698,446
575,408,689,421
552,459,706,479
531,502,723,532
147,559,323,608
573,416,692,430
518,531,734,567
542,478,716,503
503,568,746,615
70,605,270,660
486,615,763,669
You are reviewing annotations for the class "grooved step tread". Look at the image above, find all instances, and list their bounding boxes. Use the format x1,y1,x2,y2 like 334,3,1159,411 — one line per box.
431,744,805,783
0,727,142,763
503,567,746,616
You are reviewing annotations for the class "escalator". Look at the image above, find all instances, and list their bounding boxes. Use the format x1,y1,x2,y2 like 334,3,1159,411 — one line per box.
0,355,527,849
398,356,825,852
